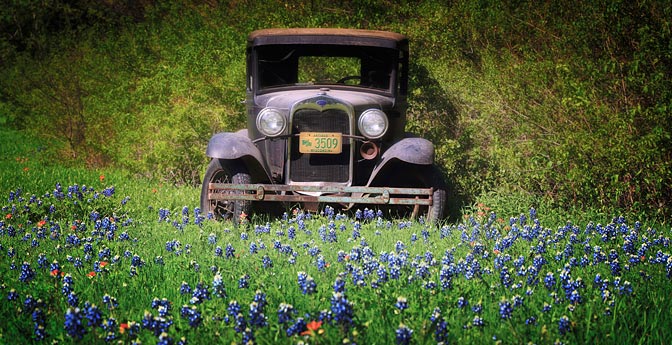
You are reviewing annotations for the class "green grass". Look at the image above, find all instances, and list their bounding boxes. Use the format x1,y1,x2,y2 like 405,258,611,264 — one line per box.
1,129,671,344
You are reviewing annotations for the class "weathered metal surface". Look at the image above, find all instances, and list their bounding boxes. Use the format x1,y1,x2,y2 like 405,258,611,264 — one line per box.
207,183,433,206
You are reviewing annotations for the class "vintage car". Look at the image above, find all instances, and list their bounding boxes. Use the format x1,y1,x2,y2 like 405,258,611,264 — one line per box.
200,28,446,222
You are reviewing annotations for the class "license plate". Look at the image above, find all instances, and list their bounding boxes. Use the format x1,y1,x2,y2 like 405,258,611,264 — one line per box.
299,132,342,154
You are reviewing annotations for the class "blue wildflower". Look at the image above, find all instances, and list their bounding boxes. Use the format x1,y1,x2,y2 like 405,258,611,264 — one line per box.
180,305,203,328
395,296,408,311
19,261,36,283
64,307,86,339
395,324,413,345
212,273,226,298
558,315,571,335
499,298,513,319
191,282,211,304
330,291,354,327
180,281,191,295
277,303,296,324
238,274,250,289
297,272,317,295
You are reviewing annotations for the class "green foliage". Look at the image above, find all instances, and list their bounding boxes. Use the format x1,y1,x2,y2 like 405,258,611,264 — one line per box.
0,0,670,219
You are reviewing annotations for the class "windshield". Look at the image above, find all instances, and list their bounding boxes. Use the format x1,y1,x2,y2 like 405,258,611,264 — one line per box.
255,44,396,91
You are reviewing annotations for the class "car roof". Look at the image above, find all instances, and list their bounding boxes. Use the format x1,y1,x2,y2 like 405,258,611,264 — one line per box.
248,28,408,51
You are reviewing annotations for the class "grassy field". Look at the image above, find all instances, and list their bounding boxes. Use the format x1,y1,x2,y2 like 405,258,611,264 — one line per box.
1,128,671,344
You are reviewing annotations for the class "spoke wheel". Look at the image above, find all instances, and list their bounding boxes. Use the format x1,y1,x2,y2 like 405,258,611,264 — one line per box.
200,159,251,222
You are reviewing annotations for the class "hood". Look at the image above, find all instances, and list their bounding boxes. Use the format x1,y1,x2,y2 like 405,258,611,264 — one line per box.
254,88,395,111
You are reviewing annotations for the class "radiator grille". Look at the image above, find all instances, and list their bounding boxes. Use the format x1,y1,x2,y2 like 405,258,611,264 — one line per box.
289,108,350,183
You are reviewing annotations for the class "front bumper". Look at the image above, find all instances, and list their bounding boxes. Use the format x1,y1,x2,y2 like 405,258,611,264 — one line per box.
207,183,433,206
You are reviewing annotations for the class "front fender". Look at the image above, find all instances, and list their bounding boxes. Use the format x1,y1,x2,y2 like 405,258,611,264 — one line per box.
366,137,434,186
205,132,271,182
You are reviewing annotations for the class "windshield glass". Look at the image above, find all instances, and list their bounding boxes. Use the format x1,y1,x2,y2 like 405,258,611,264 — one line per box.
255,44,395,91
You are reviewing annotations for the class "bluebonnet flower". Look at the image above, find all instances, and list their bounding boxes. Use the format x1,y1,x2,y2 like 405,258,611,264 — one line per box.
286,317,306,336
330,292,354,327
158,331,173,345
316,255,327,272
226,300,242,320
67,291,79,307
158,208,170,222
473,315,485,327
277,303,296,324
395,296,408,311
297,272,317,295
610,259,622,276
395,324,413,345
83,303,103,327
544,272,556,290
64,307,86,339
415,262,431,279
7,289,19,301
180,305,203,328
37,254,49,269
238,274,250,289
131,254,145,268
308,245,321,257
395,241,405,253
558,315,571,335
151,298,172,318
222,243,235,259
191,282,211,304
212,273,226,298
32,308,47,340
262,255,273,268
499,298,513,319
214,246,223,257
19,261,36,283
333,276,346,293
141,311,173,337
457,296,469,308
500,266,513,288
424,280,437,290
102,294,118,309
248,301,268,328
180,281,191,295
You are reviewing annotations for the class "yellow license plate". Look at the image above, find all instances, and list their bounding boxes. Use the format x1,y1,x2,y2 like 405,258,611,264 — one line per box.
299,132,342,154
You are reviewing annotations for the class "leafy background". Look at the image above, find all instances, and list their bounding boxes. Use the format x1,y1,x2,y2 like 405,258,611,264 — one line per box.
1,0,670,221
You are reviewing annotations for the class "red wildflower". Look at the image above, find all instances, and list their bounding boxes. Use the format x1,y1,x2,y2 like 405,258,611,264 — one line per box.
87,271,96,278
23,167,29,172
37,220,47,228
100,174,105,182
493,249,501,255
5,213,11,220
99,261,108,268
50,269,60,277
300,320,323,336
119,323,129,334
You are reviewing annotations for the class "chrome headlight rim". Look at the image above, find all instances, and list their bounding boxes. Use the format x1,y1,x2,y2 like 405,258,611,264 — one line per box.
358,109,388,139
256,108,287,137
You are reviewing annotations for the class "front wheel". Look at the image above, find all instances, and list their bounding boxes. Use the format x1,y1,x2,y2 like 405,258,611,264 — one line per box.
423,166,447,224
200,159,251,221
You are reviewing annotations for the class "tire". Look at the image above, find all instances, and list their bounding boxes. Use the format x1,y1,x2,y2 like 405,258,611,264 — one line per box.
425,166,447,224
200,159,251,222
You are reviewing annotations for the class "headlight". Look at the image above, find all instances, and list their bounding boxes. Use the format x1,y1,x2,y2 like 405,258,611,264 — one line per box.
256,108,286,137
358,109,388,139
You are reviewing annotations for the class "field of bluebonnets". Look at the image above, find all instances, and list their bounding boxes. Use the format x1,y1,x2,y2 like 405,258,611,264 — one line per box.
2,130,672,345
